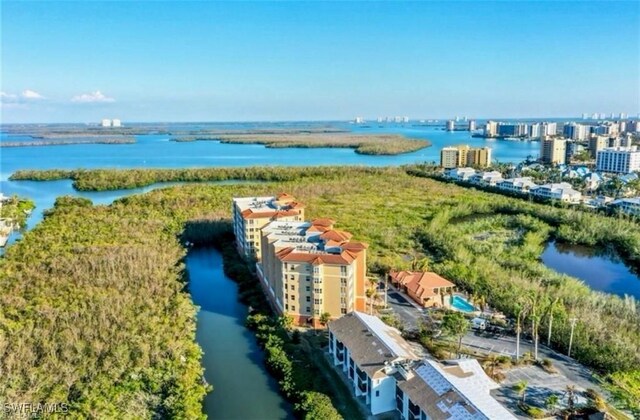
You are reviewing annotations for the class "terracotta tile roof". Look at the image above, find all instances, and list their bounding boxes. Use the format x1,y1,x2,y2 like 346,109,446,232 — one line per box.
390,271,455,299
320,229,352,242
311,218,335,227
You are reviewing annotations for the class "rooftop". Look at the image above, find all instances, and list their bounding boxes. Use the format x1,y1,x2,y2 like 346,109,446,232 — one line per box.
233,194,305,219
262,219,367,265
390,271,455,298
329,311,419,378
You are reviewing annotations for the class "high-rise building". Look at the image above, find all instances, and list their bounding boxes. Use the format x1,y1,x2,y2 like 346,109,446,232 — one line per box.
528,123,541,139
468,120,476,131
258,219,368,326
596,146,640,173
589,136,608,158
100,119,111,127
541,122,558,137
440,145,491,168
497,123,528,137
484,120,498,137
540,138,566,165
232,194,305,259
446,120,455,131
467,147,492,167
563,123,589,140
112,119,122,127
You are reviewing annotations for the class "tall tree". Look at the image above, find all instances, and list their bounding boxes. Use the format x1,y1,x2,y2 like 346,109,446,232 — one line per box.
442,312,469,357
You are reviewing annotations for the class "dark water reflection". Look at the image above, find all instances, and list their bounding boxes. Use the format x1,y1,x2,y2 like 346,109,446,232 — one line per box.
541,241,640,299
187,247,292,420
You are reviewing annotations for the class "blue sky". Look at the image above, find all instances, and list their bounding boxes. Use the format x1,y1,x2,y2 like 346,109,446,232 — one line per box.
1,1,638,123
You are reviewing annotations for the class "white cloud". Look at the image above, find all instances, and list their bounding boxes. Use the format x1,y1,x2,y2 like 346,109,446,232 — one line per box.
0,91,18,100
71,90,115,103
21,89,45,99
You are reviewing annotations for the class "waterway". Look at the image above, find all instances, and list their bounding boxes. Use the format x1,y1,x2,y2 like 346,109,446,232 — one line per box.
541,241,640,299
188,247,292,419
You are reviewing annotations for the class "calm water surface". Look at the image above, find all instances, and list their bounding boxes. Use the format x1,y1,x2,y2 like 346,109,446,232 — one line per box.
188,248,292,419
541,241,640,299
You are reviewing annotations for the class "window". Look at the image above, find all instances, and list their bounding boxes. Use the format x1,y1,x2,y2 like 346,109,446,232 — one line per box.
290,295,295,301
341,308,347,314
306,306,311,313
314,298,322,305
340,266,347,275
285,304,288,310
376,391,380,397
306,286,310,292
306,296,310,302
290,284,295,291
291,305,295,311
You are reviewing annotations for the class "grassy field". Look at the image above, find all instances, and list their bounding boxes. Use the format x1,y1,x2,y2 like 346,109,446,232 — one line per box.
172,133,431,155
2,166,639,416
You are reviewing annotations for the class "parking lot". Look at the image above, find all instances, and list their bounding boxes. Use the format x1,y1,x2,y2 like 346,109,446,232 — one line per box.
382,284,603,412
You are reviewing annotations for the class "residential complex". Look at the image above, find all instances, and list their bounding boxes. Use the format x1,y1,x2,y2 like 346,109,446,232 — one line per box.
496,177,539,194
530,182,582,203
596,146,640,174
232,194,305,259
257,218,368,326
540,138,566,165
389,271,456,308
328,312,516,419
612,198,640,216
589,136,608,158
440,145,492,169
233,194,369,327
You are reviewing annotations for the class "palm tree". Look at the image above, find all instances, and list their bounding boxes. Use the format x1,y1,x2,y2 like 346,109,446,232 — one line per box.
482,354,500,380
527,291,542,361
513,380,528,404
545,394,559,414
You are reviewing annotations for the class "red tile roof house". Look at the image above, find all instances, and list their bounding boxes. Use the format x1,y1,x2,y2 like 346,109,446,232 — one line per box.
389,271,456,308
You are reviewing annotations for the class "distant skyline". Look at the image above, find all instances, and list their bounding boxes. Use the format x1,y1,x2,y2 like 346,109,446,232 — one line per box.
1,1,639,123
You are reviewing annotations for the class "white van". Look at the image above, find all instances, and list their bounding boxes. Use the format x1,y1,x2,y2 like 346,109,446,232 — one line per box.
471,317,487,330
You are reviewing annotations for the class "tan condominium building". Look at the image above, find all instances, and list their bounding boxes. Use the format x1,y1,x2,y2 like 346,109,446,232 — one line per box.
257,218,368,327
232,193,305,259
540,137,566,165
440,145,492,169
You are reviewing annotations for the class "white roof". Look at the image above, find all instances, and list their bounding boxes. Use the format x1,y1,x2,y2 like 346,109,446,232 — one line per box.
353,312,417,360
415,360,515,420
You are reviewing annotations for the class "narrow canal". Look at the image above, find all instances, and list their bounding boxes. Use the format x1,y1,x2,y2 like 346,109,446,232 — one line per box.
187,247,292,419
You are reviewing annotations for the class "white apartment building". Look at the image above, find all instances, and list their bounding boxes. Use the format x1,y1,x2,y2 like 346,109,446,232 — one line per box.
612,198,640,216
446,120,455,131
101,119,112,127
329,312,516,419
530,182,582,203
445,167,476,181
112,119,122,127
470,170,504,187
329,312,420,415
496,177,538,194
596,146,640,174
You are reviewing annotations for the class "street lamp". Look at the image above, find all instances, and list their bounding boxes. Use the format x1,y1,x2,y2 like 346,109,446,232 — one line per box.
567,317,578,358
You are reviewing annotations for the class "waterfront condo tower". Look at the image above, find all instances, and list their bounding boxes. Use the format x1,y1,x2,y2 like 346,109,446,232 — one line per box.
232,194,305,259
257,219,368,327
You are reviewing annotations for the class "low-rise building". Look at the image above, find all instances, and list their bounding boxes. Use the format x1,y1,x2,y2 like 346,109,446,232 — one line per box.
259,218,368,326
232,194,305,259
470,170,504,187
530,182,582,203
496,177,538,194
445,167,476,181
328,312,516,419
396,359,516,420
611,198,640,216
389,271,455,308
329,312,420,415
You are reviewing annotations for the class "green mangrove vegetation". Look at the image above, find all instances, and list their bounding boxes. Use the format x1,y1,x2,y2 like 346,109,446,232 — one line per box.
0,195,35,228
3,166,640,415
0,137,136,147
171,133,430,155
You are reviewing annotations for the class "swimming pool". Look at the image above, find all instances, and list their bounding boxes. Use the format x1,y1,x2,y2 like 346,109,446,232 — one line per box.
451,295,477,313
